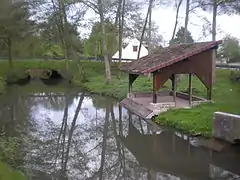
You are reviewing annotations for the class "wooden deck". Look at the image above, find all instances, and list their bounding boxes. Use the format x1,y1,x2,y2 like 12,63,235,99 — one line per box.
120,91,209,119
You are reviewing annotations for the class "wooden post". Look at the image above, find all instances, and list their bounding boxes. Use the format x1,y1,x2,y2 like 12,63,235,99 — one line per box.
128,74,139,95
128,74,132,93
172,74,176,107
188,73,192,106
207,86,212,100
153,73,157,103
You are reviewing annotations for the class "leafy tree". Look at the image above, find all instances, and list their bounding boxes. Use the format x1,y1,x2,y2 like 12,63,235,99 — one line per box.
218,36,240,63
169,26,194,44
0,0,34,67
83,21,117,57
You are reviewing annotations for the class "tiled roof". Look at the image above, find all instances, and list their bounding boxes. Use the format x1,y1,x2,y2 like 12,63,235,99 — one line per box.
120,41,222,74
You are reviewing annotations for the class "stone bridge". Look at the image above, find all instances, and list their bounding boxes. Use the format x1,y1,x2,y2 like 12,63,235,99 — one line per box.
26,68,71,80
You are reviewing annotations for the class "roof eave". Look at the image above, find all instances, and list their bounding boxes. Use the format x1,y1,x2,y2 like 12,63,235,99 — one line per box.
142,41,222,74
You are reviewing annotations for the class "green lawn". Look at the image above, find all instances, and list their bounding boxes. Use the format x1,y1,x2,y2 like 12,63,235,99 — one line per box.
154,70,240,137
0,162,26,180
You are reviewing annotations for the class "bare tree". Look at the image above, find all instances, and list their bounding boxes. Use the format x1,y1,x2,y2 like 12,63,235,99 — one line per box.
171,0,184,41
184,0,191,43
196,0,236,41
137,0,154,60
98,0,112,81
148,0,154,54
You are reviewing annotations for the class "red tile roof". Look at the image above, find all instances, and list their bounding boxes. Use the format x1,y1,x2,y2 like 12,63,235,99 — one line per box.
120,41,222,74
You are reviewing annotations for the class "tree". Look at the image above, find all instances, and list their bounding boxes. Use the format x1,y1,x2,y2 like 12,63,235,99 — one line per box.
184,0,191,43
171,0,184,41
195,0,236,41
169,26,194,44
0,1,34,67
83,21,117,58
218,36,240,63
138,0,154,59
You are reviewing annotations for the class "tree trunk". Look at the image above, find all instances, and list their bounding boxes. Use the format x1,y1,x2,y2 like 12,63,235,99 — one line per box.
118,0,126,65
115,0,123,63
59,0,71,67
137,0,153,60
118,10,122,64
171,0,183,41
8,37,13,67
148,0,153,54
98,102,110,180
184,0,190,43
63,93,85,172
212,1,217,41
98,0,111,82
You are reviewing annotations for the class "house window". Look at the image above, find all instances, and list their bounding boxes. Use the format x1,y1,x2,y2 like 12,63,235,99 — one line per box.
133,46,138,52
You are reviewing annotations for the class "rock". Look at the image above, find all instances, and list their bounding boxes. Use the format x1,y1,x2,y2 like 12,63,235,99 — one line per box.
198,139,225,152
213,112,240,144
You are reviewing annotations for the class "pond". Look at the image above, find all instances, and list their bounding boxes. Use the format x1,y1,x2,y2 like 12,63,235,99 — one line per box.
1,82,240,180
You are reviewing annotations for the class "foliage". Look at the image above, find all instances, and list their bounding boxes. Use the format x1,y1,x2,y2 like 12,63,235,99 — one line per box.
0,1,34,39
0,162,26,180
0,0,34,65
218,35,240,63
194,0,237,15
0,136,21,168
42,44,64,59
83,21,117,57
5,68,30,85
169,26,194,44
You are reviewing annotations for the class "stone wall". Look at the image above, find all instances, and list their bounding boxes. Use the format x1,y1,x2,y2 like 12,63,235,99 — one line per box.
213,112,240,143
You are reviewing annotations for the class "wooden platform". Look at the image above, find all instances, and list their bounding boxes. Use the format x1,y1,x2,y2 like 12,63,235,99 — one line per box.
120,91,209,119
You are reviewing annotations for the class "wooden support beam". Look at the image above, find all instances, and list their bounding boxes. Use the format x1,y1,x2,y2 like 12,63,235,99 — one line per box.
172,74,176,107
207,86,212,100
188,73,192,106
153,73,157,103
128,74,132,93
128,74,139,93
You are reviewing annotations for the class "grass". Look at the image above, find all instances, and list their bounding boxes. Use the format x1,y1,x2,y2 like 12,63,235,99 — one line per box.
0,162,26,180
154,70,240,137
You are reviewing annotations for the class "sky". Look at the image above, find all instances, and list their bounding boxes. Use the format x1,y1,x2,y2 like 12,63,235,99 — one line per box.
151,5,240,44
82,4,240,45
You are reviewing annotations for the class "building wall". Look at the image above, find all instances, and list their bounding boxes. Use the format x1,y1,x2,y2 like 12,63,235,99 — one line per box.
112,38,148,60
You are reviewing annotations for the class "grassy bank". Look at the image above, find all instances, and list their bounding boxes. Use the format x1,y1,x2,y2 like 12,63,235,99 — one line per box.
154,70,240,137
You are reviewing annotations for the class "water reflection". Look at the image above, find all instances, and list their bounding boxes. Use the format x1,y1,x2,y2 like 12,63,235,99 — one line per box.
0,89,240,180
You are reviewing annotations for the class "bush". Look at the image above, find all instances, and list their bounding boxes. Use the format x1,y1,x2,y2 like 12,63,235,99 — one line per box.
0,136,22,168
5,68,30,85
230,70,240,82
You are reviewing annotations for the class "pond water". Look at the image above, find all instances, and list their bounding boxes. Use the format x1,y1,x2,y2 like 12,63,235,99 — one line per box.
1,82,240,180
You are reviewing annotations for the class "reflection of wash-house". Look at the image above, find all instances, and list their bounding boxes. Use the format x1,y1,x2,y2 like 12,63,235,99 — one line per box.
119,117,240,180
112,38,148,62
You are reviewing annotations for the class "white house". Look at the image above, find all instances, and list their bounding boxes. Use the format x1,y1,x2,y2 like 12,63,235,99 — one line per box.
112,38,148,62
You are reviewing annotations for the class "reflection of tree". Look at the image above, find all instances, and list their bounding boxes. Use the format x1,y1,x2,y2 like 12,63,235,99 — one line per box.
91,94,116,110
98,101,110,180
53,93,86,178
30,92,77,111
63,93,85,172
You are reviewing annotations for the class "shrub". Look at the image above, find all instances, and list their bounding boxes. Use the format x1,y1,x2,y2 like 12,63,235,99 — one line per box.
5,68,30,85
